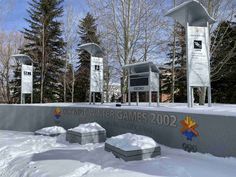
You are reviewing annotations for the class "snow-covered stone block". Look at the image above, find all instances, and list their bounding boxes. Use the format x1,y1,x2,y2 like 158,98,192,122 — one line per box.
35,126,66,137
66,122,106,144
105,133,161,161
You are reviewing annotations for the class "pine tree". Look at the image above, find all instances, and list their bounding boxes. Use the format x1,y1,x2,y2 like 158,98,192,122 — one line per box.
211,21,236,103
10,63,21,103
163,23,187,102
16,0,65,103
74,13,100,102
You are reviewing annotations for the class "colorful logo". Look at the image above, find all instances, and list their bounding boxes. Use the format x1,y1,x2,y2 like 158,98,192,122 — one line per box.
180,116,199,141
53,107,61,121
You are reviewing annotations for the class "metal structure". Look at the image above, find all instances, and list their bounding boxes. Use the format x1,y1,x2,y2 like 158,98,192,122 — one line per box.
11,54,34,104
79,43,104,104
123,61,160,106
166,0,216,107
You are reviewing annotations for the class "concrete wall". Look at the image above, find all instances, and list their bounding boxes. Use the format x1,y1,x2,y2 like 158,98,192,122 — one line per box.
0,104,235,157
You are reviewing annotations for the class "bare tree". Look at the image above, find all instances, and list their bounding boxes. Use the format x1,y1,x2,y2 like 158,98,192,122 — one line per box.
88,0,167,103
0,32,25,103
63,4,80,102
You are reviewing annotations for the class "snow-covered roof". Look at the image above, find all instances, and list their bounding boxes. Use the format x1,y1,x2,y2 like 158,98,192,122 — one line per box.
79,43,103,57
11,54,33,65
123,61,159,73
165,0,216,27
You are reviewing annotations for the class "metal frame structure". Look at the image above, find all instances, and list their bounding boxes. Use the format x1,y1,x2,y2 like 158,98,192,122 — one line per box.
11,54,34,104
124,61,160,106
79,43,104,104
166,0,216,107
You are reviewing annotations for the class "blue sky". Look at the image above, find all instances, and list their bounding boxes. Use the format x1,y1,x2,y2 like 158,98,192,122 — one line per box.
0,0,88,32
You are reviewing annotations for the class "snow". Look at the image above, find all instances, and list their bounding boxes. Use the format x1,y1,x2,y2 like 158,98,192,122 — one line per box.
68,122,105,133
11,102,236,117
35,126,66,136
0,130,236,177
106,133,158,151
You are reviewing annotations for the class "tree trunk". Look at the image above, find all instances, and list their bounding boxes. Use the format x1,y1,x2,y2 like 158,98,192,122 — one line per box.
105,82,109,103
63,52,68,102
40,23,45,103
171,0,176,103
121,71,127,103
198,87,206,105
71,67,75,103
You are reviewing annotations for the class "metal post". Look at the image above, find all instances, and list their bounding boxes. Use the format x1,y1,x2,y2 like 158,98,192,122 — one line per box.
93,92,95,105
186,22,192,107
136,92,139,106
89,92,92,104
23,94,25,104
89,54,92,105
191,87,194,107
101,92,104,104
157,91,160,106
149,90,151,106
208,86,212,107
21,93,23,104
128,91,131,106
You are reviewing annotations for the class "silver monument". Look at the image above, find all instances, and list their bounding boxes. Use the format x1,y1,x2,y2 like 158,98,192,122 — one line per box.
79,43,104,104
166,0,216,107
124,61,160,106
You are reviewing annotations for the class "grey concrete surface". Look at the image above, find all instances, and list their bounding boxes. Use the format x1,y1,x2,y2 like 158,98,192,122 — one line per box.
105,143,161,161
66,130,106,144
0,104,236,157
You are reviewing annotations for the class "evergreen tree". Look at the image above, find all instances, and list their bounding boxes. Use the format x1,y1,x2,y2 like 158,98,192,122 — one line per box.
13,0,65,103
10,63,21,103
65,63,74,101
74,13,100,102
211,21,236,103
163,23,187,102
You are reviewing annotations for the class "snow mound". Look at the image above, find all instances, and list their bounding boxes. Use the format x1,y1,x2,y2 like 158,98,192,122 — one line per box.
106,133,158,151
68,122,105,133
0,130,236,177
35,126,66,136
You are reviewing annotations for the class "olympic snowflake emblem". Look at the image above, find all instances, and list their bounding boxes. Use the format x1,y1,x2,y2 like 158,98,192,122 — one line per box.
180,116,199,141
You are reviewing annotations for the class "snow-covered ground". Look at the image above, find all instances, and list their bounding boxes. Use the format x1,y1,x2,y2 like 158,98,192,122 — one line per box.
16,102,236,117
0,130,236,177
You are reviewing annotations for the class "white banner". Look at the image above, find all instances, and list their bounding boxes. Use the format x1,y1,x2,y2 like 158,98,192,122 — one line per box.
21,64,33,94
187,26,210,87
90,56,103,92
